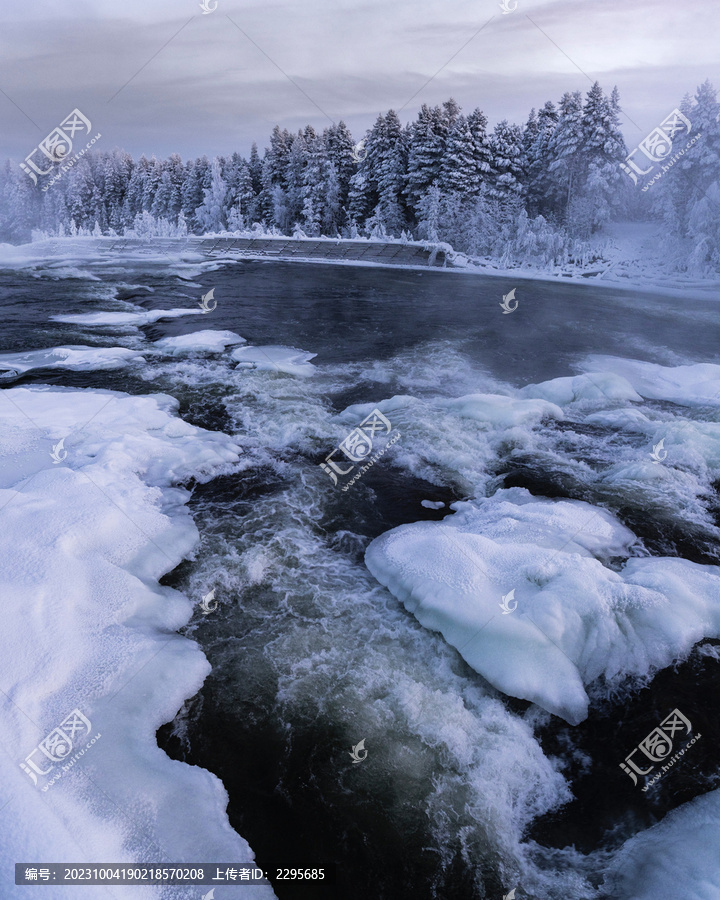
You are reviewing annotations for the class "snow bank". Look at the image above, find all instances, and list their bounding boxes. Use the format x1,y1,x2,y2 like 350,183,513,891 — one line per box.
365,488,720,724
154,330,246,355
0,386,274,899
231,344,317,376
581,356,720,406
52,308,204,326
0,345,144,376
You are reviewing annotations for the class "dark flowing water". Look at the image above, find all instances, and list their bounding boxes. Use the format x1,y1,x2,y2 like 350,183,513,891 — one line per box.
2,256,720,900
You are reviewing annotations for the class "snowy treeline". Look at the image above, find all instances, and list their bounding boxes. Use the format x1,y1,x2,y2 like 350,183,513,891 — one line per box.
2,79,720,270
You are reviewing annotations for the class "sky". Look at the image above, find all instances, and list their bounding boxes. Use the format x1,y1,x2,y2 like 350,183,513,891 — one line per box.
1,0,719,164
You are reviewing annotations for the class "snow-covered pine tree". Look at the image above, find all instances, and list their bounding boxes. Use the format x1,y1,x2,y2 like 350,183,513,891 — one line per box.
248,142,263,195
284,128,310,230
440,114,485,197
525,100,559,217
257,125,293,226
547,90,584,221
181,156,211,232
102,150,133,232
577,82,627,233
405,104,447,216
368,109,407,235
142,157,163,212
347,114,383,226
324,121,356,224
64,158,97,230
122,154,150,228
194,156,227,233
302,130,333,236
489,119,525,199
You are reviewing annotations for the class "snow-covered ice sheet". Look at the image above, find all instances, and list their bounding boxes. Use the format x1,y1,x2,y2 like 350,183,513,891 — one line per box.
231,344,317,376
153,330,246,355
0,386,274,899
52,307,205,327
0,345,144,376
365,488,720,724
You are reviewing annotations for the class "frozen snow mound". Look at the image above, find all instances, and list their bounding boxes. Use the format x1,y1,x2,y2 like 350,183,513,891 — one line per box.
443,392,564,427
581,356,720,407
0,345,144,375
52,307,205,326
0,386,274,898
335,395,419,425
231,344,317,376
365,488,720,724
520,372,642,405
154,329,246,355
604,788,720,900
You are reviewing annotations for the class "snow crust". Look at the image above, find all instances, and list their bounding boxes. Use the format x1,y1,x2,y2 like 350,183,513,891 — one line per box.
0,386,274,899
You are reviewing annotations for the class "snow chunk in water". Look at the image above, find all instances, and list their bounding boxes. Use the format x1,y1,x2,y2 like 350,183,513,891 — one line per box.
604,788,720,900
520,372,642,405
52,307,204,326
154,329,246,355
0,345,144,375
336,395,419,424
443,393,564,426
365,487,720,724
582,355,720,406
231,344,317,376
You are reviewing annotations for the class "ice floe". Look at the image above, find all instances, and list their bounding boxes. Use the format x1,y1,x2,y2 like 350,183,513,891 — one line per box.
0,345,144,376
366,487,720,724
154,329,246,355
231,344,317,376
52,307,204,326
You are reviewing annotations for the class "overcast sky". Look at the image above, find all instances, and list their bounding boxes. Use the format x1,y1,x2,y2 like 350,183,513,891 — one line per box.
2,0,718,163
